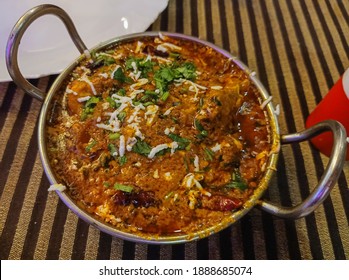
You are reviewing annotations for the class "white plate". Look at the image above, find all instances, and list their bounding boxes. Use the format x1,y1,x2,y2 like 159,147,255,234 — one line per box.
0,0,168,82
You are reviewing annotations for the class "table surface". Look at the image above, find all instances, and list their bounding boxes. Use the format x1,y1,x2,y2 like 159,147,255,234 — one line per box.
1,0,348,260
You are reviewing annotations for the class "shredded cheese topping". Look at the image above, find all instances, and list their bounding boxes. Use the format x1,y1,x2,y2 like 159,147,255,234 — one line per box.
211,143,221,152
77,96,91,103
48,184,66,192
119,135,126,157
65,88,79,95
193,155,200,172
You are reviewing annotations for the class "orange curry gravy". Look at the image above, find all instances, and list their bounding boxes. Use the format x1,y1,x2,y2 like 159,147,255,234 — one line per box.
46,35,272,236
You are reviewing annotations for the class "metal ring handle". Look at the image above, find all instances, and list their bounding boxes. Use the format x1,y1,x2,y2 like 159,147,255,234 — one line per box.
6,4,88,101
258,120,347,219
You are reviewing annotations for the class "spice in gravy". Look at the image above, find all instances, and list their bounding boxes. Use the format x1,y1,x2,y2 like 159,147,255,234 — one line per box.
46,35,272,236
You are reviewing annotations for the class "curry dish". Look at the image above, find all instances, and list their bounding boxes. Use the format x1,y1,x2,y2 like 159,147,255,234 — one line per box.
46,34,272,237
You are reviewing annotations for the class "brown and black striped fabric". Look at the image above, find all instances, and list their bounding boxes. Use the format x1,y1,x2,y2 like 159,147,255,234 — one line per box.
0,0,348,260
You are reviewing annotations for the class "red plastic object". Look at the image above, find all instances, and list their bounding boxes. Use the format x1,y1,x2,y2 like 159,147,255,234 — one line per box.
306,68,349,160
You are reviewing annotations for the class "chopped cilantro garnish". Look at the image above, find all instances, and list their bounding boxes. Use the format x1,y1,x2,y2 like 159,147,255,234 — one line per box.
167,133,190,149
117,111,127,122
154,62,197,100
169,52,180,59
108,143,118,158
194,119,208,139
132,100,141,106
85,96,100,107
113,67,132,84
119,155,127,166
155,66,176,85
108,143,127,165
145,90,159,97
183,157,190,173
97,55,115,66
143,101,154,107
125,56,155,78
175,62,196,80
90,53,115,68
109,133,121,140
81,96,100,120
225,169,248,191
132,138,152,156
85,139,97,152
139,95,152,103
113,183,133,193
204,147,214,161
136,90,159,106
200,130,208,137
212,96,222,106
117,88,126,96
194,119,205,131
199,97,204,109
171,117,179,124
125,57,138,70
160,91,170,101
225,181,247,190
80,108,92,121
106,96,117,108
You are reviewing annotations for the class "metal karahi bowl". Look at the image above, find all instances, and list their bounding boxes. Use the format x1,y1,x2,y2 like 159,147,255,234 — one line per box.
6,5,347,244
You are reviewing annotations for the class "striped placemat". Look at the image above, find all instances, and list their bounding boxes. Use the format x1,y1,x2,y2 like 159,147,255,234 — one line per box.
0,0,348,260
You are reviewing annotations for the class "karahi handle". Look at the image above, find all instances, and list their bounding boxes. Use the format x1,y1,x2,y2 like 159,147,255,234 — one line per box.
6,4,87,101
258,120,346,219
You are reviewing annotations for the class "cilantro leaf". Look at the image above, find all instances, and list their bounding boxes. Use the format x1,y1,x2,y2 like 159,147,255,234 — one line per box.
194,119,205,131
225,169,248,191
174,62,196,80
125,57,154,78
118,155,127,166
167,133,190,150
194,119,208,139
204,147,214,161
97,55,115,66
109,133,120,140
153,62,197,100
81,96,100,121
113,183,133,193
108,143,118,158
117,111,127,122
132,138,152,156
85,139,97,152
113,67,132,84
106,96,117,108
90,53,115,68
